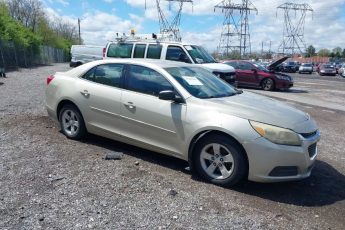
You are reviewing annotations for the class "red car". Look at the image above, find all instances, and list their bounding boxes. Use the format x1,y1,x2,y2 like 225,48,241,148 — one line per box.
223,57,293,91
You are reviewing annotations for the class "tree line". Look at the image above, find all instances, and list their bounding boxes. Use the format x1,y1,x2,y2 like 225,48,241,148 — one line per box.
305,45,345,59
0,0,79,56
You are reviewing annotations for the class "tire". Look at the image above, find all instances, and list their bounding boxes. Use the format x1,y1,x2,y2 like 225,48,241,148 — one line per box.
193,134,248,187
59,104,86,140
261,78,275,91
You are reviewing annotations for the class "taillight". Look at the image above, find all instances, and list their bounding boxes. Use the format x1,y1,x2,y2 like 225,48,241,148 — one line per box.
103,47,106,58
47,75,54,85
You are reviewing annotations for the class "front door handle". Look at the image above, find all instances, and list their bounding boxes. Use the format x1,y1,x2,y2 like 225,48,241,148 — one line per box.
124,102,135,109
80,90,90,97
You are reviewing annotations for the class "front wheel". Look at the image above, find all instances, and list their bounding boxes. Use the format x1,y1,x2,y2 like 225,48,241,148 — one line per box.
261,78,275,91
193,135,248,187
59,104,86,140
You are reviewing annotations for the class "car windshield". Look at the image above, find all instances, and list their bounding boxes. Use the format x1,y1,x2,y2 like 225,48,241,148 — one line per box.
165,66,237,99
302,63,312,67
253,63,269,72
184,45,217,64
323,65,334,68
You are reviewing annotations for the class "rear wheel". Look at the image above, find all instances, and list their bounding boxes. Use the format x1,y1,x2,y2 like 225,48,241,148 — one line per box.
193,134,248,187
261,78,275,91
59,104,86,140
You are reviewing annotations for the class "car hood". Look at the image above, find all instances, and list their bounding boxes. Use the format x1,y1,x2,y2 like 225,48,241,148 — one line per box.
203,92,316,133
199,63,236,73
267,56,289,71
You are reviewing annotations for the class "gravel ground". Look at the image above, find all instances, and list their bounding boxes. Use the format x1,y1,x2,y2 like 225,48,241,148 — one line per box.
0,64,344,229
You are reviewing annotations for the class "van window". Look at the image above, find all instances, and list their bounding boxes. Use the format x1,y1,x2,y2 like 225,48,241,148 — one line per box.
133,44,146,58
166,46,191,63
107,43,133,58
147,44,162,59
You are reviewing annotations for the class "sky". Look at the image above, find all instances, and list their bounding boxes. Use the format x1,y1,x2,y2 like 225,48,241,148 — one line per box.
44,0,345,53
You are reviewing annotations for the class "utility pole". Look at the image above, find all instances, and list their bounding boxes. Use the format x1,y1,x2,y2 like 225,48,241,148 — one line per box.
277,2,313,56
261,41,264,58
78,18,81,45
214,0,257,58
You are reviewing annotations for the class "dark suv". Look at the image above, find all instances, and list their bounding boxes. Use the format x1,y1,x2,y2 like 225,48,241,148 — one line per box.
223,57,293,91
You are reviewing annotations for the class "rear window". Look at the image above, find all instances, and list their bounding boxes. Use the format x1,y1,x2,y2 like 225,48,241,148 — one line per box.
147,44,162,59
107,43,133,58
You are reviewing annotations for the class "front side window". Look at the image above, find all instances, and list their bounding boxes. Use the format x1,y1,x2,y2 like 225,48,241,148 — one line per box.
147,44,162,59
133,44,146,58
82,64,124,87
165,67,236,99
166,46,191,63
126,65,173,96
107,43,133,58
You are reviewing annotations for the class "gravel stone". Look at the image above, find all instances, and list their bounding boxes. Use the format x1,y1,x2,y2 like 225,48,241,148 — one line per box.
104,151,123,160
0,64,344,229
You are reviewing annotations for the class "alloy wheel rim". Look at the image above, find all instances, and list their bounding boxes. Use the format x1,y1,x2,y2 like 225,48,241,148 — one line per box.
263,79,272,90
200,143,234,180
62,110,79,136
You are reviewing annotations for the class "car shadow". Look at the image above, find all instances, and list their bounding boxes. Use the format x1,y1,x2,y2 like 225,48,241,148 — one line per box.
83,134,345,207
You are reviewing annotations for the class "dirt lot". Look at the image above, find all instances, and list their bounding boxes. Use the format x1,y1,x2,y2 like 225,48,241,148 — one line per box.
0,64,344,229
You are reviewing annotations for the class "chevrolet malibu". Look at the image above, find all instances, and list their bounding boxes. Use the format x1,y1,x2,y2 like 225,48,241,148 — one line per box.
46,59,320,187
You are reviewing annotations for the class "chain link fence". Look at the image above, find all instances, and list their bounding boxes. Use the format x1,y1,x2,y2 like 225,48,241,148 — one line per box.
0,39,68,71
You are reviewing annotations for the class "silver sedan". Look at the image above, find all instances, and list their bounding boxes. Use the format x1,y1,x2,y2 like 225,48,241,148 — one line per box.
46,59,320,187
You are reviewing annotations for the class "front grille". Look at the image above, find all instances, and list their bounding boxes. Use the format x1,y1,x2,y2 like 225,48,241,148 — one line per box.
300,130,317,138
213,72,236,84
308,143,317,158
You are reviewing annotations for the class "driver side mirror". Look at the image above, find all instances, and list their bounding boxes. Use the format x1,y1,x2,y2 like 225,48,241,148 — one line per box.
158,90,184,103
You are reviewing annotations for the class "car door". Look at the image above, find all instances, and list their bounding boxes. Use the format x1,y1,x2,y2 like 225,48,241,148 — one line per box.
120,64,187,156
75,63,126,135
237,61,258,87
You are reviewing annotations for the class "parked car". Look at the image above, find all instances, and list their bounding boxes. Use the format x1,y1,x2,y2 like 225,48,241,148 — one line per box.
317,64,337,76
281,61,300,73
335,64,343,74
338,65,345,77
46,59,320,187
70,45,104,67
103,37,237,86
223,57,293,91
298,63,313,74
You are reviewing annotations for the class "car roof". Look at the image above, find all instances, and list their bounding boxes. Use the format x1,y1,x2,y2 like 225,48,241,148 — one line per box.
62,59,194,77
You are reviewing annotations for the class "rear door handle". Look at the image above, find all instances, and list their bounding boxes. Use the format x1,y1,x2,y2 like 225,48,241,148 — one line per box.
80,90,90,97
124,102,135,109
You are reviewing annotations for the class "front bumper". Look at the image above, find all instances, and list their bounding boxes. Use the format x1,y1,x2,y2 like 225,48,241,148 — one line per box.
243,130,320,182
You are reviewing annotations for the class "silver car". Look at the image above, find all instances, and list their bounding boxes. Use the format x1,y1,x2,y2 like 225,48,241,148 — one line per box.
46,59,320,187
298,63,313,74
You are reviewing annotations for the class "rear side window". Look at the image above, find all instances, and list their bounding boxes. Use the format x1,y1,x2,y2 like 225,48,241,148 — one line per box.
82,64,124,87
238,62,253,70
126,65,173,96
147,44,162,59
166,46,191,63
225,62,238,69
133,44,146,58
107,43,133,58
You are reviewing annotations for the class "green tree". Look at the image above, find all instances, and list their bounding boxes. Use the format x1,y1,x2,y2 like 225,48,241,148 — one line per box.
318,49,330,57
305,45,316,57
342,49,345,58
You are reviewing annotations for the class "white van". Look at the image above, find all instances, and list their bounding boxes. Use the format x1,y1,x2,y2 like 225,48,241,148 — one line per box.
70,45,104,67
103,39,237,86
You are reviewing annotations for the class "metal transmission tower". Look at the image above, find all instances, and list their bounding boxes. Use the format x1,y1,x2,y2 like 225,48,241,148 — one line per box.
214,0,257,58
150,0,193,41
277,2,313,56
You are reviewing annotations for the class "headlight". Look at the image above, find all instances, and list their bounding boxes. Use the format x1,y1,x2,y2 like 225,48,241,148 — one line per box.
249,121,302,146
275,75,290,81
320,70,325,72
